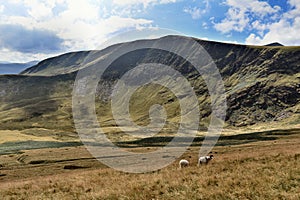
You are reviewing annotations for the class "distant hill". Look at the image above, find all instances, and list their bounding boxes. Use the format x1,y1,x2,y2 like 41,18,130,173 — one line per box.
0,36,299,132
265,42,284,47
0,61,39,74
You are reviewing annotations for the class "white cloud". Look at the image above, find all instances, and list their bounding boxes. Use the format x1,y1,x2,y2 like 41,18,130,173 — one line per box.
214,7,250,33
284,0,300,18
23,0,55,19
245,33,261,44
246,0,300,45
226,0,280,16
183,7,202,19
60,0,100,21
251,20,268,36
214,0,280,33
112,0,178,8
0,5,4,13
219,39,239,44
213,0,300,45
202,22,208,29
246,17,300,45
184,0,210,20
289,0,300,8
0,0,155,62
109,0,179,17
0,49,60,63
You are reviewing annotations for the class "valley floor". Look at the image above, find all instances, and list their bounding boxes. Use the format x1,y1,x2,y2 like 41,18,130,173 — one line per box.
0,128,299,199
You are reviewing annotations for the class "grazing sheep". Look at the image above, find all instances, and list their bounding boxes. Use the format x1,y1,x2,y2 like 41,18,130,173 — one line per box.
179,159,189,168
198,155,214,166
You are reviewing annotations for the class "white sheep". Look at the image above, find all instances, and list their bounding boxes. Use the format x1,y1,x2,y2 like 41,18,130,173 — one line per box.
179,159,189,168
198,155,214,166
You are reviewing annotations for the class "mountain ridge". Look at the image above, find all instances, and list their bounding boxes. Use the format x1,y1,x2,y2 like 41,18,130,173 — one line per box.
20,36,297,76
0,35,299,132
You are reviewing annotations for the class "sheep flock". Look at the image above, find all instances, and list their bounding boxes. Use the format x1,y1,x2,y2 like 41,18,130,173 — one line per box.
179,155,214,169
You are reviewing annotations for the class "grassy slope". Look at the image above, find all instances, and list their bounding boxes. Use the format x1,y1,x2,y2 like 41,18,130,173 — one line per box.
0,129,299,199
0,36,299,144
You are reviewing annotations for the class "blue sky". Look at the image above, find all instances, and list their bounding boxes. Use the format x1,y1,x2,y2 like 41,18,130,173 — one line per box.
0,0,299,62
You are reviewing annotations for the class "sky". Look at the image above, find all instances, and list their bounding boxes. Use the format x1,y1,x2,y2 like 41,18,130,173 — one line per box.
0,0,300,63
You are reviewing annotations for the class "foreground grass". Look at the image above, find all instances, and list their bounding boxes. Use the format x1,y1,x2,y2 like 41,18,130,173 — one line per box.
0,135,299,200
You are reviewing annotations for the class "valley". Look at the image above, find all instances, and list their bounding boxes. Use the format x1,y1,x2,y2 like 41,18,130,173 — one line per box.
0,36,299,199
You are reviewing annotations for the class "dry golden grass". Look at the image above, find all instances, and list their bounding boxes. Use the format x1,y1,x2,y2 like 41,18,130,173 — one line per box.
0,130,59,144
0,131,299,200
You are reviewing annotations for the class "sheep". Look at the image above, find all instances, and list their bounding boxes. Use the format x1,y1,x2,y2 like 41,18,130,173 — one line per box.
198,155,214,166
179,159,189,168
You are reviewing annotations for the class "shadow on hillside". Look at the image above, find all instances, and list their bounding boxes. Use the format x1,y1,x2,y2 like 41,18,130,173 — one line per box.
0,140,82,155
116,128,300,148
1,128,298,155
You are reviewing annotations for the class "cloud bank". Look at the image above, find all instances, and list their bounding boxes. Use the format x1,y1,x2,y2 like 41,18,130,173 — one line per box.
213,0,300,46
0,0,299,62
0,24,64,53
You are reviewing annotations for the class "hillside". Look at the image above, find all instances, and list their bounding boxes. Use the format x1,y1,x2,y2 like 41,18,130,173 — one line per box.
0,36,299,135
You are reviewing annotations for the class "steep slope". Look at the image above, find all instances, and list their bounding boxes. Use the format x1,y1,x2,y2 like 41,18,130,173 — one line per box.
21,52,89,76
0,36,299,133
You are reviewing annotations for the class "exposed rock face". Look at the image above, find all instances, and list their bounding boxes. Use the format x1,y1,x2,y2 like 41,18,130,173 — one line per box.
0,36,299,130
